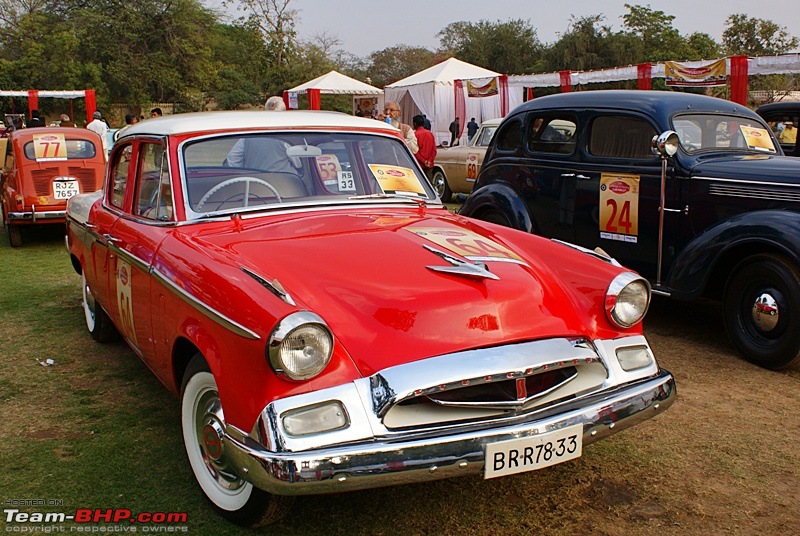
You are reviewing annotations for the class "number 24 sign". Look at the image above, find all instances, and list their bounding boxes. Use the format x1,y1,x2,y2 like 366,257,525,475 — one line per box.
599,173,639,237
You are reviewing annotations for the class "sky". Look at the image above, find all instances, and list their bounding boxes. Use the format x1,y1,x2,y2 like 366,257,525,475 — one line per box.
205,0,800,59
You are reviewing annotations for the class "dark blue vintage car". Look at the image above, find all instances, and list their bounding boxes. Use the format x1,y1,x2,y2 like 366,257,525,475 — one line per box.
461,90,800,370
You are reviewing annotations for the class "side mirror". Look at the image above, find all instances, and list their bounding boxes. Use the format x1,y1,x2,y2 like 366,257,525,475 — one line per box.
651,130,680,157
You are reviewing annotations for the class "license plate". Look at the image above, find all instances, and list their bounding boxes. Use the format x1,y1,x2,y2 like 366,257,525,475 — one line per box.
54,180,79,199
484,424,583,479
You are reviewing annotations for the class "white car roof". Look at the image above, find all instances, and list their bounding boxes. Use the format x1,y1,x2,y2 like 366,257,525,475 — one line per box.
120,110,399,138
481,118,503,127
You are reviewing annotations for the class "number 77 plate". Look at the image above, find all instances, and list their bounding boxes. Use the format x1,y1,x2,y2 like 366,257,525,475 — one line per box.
484,424,583,479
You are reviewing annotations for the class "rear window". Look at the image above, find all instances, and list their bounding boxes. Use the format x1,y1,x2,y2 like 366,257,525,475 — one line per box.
24,138,98,160
494,117,523,151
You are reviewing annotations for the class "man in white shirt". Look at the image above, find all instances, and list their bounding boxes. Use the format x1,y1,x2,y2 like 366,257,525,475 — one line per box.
86,111,109,154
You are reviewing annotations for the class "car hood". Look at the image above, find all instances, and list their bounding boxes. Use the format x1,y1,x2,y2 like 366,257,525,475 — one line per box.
189,208,622,377
689,154,800,184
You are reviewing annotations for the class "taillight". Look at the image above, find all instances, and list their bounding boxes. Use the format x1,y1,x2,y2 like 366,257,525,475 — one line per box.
14,194,24,211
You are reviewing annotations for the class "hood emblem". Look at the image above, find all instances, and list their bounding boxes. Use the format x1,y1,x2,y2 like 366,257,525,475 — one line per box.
423,244,499,281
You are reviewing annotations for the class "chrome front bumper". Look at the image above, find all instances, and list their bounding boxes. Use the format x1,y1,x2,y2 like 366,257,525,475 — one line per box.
222,369,675,496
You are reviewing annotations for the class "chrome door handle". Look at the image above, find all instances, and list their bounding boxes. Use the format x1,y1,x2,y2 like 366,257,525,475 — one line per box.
103,234,122,245
560,173,592,180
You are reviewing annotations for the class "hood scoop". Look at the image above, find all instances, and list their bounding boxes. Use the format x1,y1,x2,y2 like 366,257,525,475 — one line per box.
424,244,499,281
241,267,296,305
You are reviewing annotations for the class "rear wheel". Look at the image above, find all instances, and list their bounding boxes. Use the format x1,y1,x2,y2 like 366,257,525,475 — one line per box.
723,254,800,370
82,272,117,342
181,355,294,527
8,225,22,247
431,169,452,202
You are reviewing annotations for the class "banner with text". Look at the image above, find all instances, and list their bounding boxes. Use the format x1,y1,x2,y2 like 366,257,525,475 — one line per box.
665,59,727,87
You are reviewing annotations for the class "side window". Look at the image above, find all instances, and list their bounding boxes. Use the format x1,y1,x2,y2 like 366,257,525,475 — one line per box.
110,145,133,209
589,116,657,159
134,143,172,221
494,117,523,151
527,115,577,154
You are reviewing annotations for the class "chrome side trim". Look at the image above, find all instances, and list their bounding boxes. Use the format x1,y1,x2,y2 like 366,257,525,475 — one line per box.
693,175,800,189
107,241,149,273
151,268,261,340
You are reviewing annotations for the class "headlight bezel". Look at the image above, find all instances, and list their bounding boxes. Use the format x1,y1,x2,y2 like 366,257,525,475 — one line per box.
268,311,334,381
606,272,651,328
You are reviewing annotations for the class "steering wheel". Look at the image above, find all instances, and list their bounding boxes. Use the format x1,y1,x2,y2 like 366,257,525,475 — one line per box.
196,176,282,211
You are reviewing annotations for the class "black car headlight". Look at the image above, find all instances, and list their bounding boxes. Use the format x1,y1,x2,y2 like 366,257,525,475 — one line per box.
606,272,651,328
268,311,333,381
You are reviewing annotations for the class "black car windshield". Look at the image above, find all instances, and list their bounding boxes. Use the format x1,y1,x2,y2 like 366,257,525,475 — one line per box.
181,131,437,218
672,113,777,154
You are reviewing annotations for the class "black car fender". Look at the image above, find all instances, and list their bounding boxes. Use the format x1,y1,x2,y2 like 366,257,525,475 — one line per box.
666,209,800,300
459,182,534,233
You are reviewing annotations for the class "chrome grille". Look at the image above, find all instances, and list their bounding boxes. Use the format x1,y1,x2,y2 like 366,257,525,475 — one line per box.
709,184,800,202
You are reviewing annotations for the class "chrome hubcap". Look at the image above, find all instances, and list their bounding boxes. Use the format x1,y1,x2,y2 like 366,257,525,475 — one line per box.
751,292,780,332
195,389,246,491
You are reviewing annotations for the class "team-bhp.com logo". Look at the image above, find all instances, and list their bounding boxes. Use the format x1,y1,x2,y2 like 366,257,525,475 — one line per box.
4,507,188,532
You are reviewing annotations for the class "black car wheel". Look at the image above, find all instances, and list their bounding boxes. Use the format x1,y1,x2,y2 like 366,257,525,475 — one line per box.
181,355,294,527
723,254,800,370
431,169,452,202
476,208,512,228
8,225,22,247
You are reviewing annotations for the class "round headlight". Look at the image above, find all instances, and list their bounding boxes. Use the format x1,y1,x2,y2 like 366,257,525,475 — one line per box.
606,273,651,328
268,312,333,381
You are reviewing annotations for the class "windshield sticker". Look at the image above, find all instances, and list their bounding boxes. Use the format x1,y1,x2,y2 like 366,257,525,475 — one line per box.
465,153,481,181
739,126,776,152
32,133,67,161
600,173,640,243
408,227,524,263
368,164,426,197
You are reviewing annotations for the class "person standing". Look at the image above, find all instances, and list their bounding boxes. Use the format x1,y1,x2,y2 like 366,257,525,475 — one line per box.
449,117,460,146
779,121,797,145
467,117,479,142
59,114,75,127
150,107,163,118
412,115,436,181
423,114,431,130
27,110,45,128
86,111,109,153
382,101,418,154
115,113,138,141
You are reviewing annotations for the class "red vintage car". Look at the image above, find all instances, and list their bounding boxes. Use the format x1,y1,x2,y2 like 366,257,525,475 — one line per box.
1,126,105,246
65,111,675,527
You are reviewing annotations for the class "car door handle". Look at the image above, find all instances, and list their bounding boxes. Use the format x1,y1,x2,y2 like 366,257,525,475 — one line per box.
560,173,591,180
103,234,122,245
84,222,98,229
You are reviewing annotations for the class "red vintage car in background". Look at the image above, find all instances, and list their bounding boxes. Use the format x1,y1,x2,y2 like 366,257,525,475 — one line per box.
65,110,675,527
1,126,105,246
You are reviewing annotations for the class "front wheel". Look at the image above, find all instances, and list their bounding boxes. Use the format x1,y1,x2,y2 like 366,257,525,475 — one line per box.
476,208,512,228
723,254,800,370
181,355,294,527
431,169,452,202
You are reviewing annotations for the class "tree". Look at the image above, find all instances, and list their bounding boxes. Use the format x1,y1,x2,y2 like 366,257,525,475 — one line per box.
621,4,684,62
366,46,438,88
437,19,543,74
722,14,798,56
542,15,629,72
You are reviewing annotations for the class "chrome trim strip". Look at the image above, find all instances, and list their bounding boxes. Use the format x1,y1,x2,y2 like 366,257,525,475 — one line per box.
107,241,149,273
223,370,675,496
424,244,500,280
693,175,800,189
150,268,261,340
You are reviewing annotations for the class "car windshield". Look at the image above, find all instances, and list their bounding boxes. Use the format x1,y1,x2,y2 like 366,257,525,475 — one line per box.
672,113,777,154
473,125,497,147
181,131,437,219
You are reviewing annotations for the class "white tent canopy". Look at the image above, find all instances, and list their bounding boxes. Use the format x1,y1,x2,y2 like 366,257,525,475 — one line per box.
385,58,523,145
287,70,383,95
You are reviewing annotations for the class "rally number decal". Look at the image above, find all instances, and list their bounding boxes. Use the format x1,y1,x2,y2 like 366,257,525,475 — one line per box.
116,260,138,346
32,133,67,161
599,173,639,243
408,227,524,263
465,153,481,181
